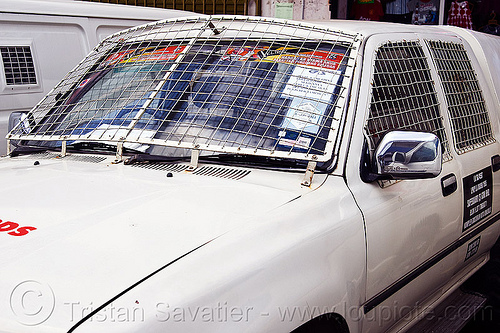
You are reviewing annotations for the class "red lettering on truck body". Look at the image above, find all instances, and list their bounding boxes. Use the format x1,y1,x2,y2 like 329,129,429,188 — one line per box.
0,220,36,236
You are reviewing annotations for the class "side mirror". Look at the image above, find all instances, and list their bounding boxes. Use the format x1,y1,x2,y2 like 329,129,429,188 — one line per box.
8,111,34,134
363,131,442,182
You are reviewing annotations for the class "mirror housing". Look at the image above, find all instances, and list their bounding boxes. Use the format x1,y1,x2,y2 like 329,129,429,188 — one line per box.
363,131,442,182
8,111,34,134
7,112,35,150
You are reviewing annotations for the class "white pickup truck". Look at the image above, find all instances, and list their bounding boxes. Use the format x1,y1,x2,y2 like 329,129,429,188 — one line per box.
1,16,499,333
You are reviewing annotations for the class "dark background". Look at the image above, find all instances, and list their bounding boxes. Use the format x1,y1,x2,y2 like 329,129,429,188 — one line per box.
461,239,500,332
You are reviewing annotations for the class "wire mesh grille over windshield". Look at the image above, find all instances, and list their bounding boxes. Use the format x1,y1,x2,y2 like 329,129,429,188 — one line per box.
9,17,359,162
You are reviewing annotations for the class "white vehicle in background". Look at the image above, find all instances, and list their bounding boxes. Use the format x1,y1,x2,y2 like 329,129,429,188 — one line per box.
1,15,500,333
0,0,195,154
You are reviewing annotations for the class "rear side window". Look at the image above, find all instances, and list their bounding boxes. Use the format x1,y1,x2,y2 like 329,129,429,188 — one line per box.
426,40,494,154
365,41,451,160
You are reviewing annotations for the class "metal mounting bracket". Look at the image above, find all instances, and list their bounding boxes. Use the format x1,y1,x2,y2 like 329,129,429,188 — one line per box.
301,161,317,187
61,140,67,157
113,141,124,164
187,148,200,171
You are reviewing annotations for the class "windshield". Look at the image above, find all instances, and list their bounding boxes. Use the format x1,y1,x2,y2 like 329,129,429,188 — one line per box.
9,18,358,165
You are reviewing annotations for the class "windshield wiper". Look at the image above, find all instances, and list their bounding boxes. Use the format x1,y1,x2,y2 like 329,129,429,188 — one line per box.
65,141,143,154
10,141,144,158
122,151,308,170
123,153,190,165
198,153,310,170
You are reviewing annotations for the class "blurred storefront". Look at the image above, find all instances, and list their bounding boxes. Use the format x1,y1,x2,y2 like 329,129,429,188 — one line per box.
334,0,500,35
81,0,260,15
82,0,500,35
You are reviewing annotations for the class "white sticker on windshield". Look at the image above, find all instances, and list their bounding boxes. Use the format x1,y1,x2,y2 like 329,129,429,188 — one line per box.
279,66,340,135
281,100,326,134
85,125,155,152
278,136,311,149
282,66,341,103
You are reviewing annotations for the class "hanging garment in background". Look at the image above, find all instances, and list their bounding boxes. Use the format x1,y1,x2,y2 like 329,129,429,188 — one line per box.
473,0,500,29
351,0,384,21
481,23,500,35
447,1,474,29
384,0,412,23
385,0,411,15
408,0,439,25
480,10,500,36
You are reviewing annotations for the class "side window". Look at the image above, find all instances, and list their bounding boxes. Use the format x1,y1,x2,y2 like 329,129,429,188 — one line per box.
426,40,495,154
365,41,451,161
0,46,37,85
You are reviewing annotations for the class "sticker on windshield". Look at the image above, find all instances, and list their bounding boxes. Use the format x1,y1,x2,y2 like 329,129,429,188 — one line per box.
85,125,155,152
219,46,304,62
278,134,311,150
281,100,325,134
463,167,493,231
265,50,344,70
218,45,346,70
77,79,90,89
101,50,135,67
279,66,339,135
101,46,186,67
282,66,341,102
220,46,267,61
125,46,186,63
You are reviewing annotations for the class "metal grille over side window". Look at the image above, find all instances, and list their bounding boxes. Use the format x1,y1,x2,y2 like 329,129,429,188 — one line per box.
0,46,37,85
426,40,494,154
365,41,450,161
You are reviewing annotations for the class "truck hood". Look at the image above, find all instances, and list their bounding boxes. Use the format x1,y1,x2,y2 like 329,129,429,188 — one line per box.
0,155,313,332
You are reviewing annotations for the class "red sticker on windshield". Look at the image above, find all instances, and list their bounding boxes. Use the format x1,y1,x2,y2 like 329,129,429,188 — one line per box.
267,51,344,70
78,79,90,89
220,46,268,61
103,50,134,67
125,46,187,63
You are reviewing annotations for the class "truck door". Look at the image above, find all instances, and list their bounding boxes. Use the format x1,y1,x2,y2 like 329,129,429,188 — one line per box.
344,34,464,332
424,37,500,275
